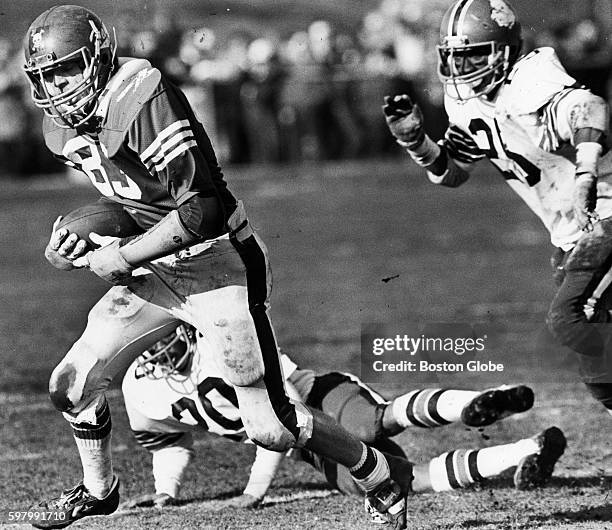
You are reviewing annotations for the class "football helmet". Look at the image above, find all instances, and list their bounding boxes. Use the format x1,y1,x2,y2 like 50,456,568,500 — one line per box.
437,0,522,101
23,5,116,128
137,325,197,380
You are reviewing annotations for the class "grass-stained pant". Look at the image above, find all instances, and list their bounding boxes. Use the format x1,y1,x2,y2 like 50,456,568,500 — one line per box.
547,217,612,407
49,201,312,451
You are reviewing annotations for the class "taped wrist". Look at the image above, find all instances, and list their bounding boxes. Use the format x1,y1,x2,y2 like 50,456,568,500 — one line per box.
119,210,198,265
575,141,602,177
398,134,441,167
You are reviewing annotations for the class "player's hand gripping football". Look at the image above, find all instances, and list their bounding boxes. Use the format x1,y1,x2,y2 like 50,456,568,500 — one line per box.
382,94,426,149
45,216,90,271
73,233,134,285
573,173,599,232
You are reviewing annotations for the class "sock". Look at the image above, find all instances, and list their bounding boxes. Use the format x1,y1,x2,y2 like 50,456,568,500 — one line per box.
428,439,539,491
391,389,479,428
349,445,390,492
70,398,114,498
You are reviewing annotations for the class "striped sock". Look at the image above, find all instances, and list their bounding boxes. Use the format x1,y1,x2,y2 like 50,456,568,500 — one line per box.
391,389,479,428
71,399,114,498
349,445,390,492
428,439,539,491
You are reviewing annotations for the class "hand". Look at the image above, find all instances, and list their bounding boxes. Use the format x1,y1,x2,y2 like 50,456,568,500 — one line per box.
119,493,174,510
75,232,134,284
213,494,263,509
382,94,425,148
44,216,90,271
573,173,599,232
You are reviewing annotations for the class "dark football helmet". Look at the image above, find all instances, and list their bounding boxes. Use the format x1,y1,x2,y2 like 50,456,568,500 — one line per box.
437,0,522,101
137,325,197,380
23,5,116,128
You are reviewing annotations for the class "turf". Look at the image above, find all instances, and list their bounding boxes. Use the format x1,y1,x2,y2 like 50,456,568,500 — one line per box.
0,159,610,529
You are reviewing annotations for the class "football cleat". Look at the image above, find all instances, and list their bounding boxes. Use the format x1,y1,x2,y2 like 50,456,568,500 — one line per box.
30,475,120,529
461,385,534,427
364,478,406,529
514,426,567,490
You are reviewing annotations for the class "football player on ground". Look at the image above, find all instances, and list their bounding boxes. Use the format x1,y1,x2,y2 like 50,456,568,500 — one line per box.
120,326,565,510
24,6,410,528
382,0,612,418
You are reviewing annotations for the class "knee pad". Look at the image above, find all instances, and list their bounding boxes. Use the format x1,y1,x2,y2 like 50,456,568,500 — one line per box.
49,364,77,412
235,385,311,451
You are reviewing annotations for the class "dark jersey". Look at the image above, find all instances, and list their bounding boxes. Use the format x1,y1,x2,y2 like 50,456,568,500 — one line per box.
43,58,236,230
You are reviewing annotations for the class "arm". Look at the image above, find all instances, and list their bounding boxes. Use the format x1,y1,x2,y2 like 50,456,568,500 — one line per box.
219,377,303,508
121,432,195,509
382,95,478,188
84,81,227,283
572,96,608,232
553,89,609,231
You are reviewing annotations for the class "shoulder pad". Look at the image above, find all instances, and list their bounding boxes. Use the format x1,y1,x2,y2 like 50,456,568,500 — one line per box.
98,58,162,155
498,47,578,114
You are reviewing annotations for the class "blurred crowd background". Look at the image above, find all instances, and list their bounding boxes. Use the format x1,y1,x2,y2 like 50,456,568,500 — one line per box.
1,0,612,177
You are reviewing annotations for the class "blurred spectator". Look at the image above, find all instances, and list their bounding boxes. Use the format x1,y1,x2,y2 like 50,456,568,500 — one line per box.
548,18,612,100
0,40,37,177
240,38,286,162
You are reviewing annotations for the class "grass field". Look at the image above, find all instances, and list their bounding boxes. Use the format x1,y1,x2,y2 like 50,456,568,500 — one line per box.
0,159,610,529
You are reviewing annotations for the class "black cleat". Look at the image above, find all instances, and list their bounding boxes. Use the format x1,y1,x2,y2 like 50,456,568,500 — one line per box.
364,478,406,529
461,385,534,427
30,475,120,529
514,427,567,490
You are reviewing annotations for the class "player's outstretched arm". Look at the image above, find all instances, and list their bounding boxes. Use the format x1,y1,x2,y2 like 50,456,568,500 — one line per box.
382,94,471,187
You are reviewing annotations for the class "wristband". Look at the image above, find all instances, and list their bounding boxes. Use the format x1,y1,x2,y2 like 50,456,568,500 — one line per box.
575,142,602,177
398,135,441,167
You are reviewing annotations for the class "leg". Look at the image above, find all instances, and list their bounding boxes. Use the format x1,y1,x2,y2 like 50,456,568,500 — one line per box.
546,219,612,410
412,427,566,493
48,287,178,494
382,385,534,432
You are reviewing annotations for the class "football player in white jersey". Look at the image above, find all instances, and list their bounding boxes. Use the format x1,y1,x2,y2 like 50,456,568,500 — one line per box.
383,0,612,417
119,326,565,510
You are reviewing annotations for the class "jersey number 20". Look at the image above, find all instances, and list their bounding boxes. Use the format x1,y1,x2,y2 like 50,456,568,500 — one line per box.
469,118,541,186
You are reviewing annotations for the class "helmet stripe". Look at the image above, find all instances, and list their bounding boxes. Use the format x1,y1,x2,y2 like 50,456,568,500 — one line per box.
449,0,471,36
456,0,477,37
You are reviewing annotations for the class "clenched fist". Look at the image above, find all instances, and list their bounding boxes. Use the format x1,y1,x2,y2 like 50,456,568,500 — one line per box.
382,94,426,148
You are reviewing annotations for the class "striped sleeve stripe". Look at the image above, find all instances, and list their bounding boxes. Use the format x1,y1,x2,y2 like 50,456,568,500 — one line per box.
132,430,186,450
140,119,190,161
149,138,197,174
541,88,575,151
140,119,196,173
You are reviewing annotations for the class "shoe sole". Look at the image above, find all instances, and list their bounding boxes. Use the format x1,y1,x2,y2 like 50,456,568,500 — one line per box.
31,477,120,529
461,385,534,427
514,426,567,490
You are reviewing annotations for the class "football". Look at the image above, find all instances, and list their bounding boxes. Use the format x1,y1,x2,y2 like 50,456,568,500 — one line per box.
56,201,144,249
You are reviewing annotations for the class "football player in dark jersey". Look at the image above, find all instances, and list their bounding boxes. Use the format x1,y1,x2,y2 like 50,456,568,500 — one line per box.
23,6,408,528
382,0,612,418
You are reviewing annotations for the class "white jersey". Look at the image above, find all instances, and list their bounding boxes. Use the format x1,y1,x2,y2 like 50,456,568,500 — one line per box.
122,334,302,439
441,47,612,250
